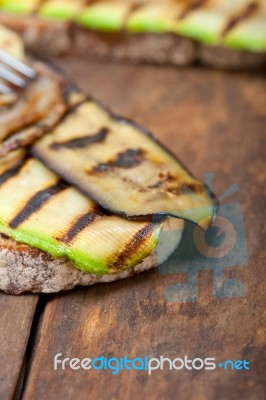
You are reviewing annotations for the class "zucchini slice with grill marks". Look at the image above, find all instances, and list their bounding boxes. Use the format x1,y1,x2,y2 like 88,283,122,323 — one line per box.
0,152,162,274
32,98,216,229
0,65,86,157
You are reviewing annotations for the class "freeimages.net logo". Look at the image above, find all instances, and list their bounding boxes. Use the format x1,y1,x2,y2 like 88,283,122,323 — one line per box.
155,173,248,302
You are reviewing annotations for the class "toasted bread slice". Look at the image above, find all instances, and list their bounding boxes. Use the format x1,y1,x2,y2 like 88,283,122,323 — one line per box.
0,11,265,69
0,217,183,294
0,233,159,294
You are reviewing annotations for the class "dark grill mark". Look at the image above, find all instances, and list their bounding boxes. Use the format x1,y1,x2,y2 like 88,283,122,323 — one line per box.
93,148,145,173
178,0,206,20
9,181,67,229
122,1,146,28
84,0,105,5
148,172,175,189
128,1,146,16
29,0,52,15
50,128,109,150
0,159,25,186
222,1,259,36
167,182,205,196
109,223,155,270
61,211,100,242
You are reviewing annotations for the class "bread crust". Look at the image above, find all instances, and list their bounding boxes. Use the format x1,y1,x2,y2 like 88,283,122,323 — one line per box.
0,213,184,294
0,234,158,294
0,13,265,69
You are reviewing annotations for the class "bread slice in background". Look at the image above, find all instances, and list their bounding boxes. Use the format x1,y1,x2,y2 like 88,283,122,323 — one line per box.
0,13,265,69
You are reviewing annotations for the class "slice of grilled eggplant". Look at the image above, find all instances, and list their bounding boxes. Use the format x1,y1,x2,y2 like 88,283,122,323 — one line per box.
0,152,162,274
0,27,84,113
0,62,76,157
0,76,64,140
32,99,216,229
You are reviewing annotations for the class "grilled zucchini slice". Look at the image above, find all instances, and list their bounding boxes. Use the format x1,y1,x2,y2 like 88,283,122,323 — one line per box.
32,99,216,229
0,0,42,14
77,0,130,32
0,153,161,274
39,0,85,21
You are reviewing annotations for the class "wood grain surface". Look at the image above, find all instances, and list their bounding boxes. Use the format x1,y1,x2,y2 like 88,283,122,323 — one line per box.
2,60,266,400
0,294,38,400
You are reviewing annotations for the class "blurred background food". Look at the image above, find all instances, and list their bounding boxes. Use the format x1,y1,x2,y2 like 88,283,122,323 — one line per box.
0,0,265,69
0,4,266,400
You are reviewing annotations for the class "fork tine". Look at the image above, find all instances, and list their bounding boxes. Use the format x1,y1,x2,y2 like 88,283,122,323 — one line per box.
0,50,37,79
0,64,26,87
0,81,13,94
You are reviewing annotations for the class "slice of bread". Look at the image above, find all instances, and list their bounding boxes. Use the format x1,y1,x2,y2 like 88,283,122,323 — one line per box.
0,13,265,69
0,233,158,294
0,219,183,294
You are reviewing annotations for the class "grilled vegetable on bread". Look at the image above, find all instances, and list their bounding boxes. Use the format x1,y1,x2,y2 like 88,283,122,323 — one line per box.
0,0,266,70
0,0,42,15
0,76,65,147
75,0,266,53
0,57,85,157
0,25,215,294
0,151,164,274
39,0,86,21
32,99,216,229
0,64,72,157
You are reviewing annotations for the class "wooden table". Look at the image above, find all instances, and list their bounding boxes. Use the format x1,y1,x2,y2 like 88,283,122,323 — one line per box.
0,60,265,400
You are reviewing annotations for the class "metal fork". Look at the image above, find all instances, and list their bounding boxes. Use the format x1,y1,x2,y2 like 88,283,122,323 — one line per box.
0,50,37,94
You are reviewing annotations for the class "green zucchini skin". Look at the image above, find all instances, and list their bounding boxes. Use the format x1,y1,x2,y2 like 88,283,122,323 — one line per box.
77,0,266,53
0,1,265,52
38,0,85,21
0,152,161,274
0,0,37,15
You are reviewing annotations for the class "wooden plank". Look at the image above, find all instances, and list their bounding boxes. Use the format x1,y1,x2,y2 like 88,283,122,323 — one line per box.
23,61,266,400
0,293,38,400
